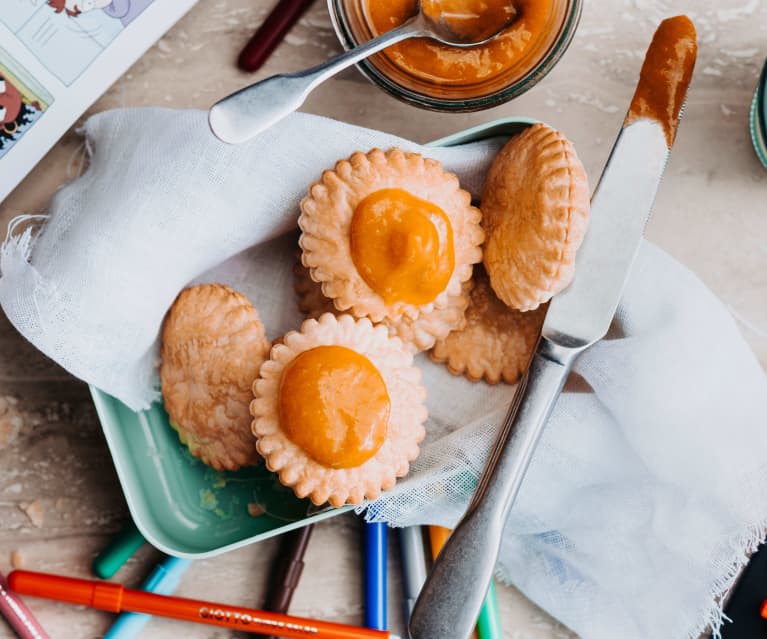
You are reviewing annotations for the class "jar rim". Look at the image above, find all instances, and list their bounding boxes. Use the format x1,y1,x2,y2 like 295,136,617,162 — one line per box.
327,0,584,112
750,56,767,170
759,57,767,153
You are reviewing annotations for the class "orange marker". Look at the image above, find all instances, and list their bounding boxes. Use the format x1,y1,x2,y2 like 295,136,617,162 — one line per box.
8,571,398,639
427,526,452,561
427,527,480,639
761,599,767,619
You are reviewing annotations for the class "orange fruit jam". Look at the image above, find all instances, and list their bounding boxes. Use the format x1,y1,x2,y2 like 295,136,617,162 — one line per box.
278,346,390,469
350,188,455,306
625,15,697,147
365,0,554,85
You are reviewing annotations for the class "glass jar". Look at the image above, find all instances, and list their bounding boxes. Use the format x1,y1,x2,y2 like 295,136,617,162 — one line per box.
327,0,583,112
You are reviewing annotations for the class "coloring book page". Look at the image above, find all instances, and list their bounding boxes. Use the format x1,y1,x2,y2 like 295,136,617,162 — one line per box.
0,0,198,202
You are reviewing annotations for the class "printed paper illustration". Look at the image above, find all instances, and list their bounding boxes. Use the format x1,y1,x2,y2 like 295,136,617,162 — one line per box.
1,0,156,86
0,47,53,160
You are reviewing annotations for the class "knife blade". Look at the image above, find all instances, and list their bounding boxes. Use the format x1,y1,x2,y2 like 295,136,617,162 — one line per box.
408,15,697,639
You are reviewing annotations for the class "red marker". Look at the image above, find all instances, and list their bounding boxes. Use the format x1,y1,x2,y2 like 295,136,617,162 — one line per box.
761,599,767,618
238,0,316,72
8,571,399,639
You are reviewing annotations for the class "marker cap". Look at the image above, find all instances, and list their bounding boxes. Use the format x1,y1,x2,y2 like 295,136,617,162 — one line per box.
8,572,124,613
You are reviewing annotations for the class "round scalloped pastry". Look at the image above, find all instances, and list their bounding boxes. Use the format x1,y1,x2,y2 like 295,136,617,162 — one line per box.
292,259,470,353
298,148,483,323
431,265,547,385
251,313,427,507
293,258,336,317
161,284,270,471
482,123,591,312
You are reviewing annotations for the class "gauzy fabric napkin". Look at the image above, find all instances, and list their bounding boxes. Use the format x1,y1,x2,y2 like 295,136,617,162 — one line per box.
1,108,766,639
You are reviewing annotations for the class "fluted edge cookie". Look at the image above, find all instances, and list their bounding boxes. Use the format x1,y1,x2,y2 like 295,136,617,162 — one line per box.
430,265,546,384
293,258,470,353
482,123,590,312
251,313,427,507
298,148,483,323
161,284,270,471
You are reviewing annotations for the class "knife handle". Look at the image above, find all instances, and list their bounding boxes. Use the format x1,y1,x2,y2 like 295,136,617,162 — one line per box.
409,343,576,639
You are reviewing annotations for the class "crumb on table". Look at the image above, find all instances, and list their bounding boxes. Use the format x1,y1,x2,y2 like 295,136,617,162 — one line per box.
19,499,46,528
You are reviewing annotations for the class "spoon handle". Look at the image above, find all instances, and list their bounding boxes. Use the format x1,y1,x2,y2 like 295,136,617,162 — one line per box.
209,19,427,144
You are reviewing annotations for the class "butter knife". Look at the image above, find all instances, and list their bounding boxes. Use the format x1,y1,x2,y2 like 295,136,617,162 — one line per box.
408,16,697,639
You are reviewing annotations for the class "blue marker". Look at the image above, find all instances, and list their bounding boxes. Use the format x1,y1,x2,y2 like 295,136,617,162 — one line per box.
103,556,191,639
363,521,387,631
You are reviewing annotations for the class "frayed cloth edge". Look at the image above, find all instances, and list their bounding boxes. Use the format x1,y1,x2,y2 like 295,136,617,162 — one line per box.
689,519,767,639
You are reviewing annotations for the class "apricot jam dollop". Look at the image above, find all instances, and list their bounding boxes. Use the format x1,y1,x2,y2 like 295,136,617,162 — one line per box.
350,188,455,306
278,346,390,469
625,15,697,147
365,0,554,85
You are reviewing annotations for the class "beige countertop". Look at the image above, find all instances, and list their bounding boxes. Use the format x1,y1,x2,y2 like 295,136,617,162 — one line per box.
1,1,766,638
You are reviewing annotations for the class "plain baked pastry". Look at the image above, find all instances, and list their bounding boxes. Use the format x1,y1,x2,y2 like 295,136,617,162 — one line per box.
482,123,591,311
160,284,269,471
430,264,547,384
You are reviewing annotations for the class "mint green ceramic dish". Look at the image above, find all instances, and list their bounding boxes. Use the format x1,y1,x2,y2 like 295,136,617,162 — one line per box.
89,116,537,558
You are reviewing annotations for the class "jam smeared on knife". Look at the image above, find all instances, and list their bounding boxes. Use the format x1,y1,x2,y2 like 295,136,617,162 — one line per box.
625,15,697,147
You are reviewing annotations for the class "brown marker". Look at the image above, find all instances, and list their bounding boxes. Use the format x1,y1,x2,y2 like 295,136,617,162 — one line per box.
238,0,316,73
263,524,314,639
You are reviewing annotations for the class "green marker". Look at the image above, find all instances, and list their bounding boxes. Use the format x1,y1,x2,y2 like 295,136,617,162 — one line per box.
476,581,503,639
92,520,146,579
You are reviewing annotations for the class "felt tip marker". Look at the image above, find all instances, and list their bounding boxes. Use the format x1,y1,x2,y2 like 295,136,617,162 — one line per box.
364,522,387,631
103,556,191,639
398,527,427,623
92,520,146,580
7,571,400,639
428,527,498,639
476,581,503,639
264,524,314,639
264,524,313,613
237,0,315,72
0,572,50,639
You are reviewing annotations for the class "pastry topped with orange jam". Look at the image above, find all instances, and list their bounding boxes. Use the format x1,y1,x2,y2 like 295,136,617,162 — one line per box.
251,313,427,507
350,188,455,306
293,258,471,354
279,345,390,469
298,148,483,349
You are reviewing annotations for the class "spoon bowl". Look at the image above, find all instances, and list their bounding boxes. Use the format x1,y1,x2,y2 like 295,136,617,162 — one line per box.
419,0,518,46
209,2,517,144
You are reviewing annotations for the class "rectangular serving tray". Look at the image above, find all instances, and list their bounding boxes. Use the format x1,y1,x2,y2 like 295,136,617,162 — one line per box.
90,116,537,558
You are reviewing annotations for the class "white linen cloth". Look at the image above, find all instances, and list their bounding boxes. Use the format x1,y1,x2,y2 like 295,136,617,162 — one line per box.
1,108,766,639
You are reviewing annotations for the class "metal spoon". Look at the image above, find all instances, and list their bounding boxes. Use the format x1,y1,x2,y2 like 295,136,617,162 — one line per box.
208,2,517,144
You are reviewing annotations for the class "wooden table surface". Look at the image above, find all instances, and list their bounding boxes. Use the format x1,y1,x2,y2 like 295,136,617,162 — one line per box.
1,1,766,638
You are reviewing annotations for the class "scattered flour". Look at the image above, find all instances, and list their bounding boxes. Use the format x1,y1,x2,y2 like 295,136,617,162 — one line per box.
717,0,760,23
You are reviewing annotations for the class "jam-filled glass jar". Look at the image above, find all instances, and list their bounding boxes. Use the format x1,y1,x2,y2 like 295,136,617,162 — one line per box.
328,0,582,111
